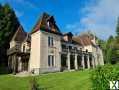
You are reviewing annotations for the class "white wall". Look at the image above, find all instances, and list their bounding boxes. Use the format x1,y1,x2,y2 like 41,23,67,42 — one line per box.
83,45,93,52
29,31,41,73
40,31,61,72
10,41,16,48
29,30,61,74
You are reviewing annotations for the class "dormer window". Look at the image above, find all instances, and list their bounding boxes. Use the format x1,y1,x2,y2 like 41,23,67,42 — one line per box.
47,21,50,29
47,21,50,28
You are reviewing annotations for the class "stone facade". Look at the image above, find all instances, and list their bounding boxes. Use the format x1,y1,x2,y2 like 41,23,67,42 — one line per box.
7,12,104,74
7,26,30,74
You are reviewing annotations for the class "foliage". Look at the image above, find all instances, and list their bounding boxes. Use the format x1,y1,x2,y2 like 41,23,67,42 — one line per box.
96,17,119,64
98,35,118,64
0,3,19,66
91,64,119,90
116,17,119,36
0,66,9,74
105,36,117,64
29,77,40,90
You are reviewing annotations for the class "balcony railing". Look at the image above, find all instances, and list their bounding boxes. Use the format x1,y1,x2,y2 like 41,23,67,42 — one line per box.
7,45,21,55
62,47,85,54
7,45,30,55
62,48,77,53
77,50,82,54
62,48,68,53
26,49,30,53
69,49,76,53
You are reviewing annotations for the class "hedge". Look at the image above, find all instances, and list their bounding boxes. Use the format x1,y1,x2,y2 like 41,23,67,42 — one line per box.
91,63,119,90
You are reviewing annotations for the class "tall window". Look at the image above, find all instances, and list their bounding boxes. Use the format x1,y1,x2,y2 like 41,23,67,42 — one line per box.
51,55,54,66
48,55,50,66
51,37,53,46
48,37,50,47
23,45,25,52
48,55,54,67
48,36,54,47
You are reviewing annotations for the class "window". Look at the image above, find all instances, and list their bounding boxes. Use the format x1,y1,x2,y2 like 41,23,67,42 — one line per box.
48,36,54,47
47,21,50,27
51,37,53,46
48,37,50,47
47,21,51,30
48,55,54,67
23,45,25,52
48,55,50,66
51,55,54,66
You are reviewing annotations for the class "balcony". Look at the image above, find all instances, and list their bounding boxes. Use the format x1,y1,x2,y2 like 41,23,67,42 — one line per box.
69,49,76,53
26,49,30,53
7,45,30,55
62,48,68,53
62,48,76,53
7,45,21,55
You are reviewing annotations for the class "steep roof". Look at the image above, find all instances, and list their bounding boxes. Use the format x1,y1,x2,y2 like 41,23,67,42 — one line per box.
72,35,93,46
23,33,31,43
63,32,73,37
31,12,61,35
11,25,26,42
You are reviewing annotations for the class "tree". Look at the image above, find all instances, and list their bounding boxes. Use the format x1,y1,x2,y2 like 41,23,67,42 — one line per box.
116,17,119,36
97,35,117,64
0,4,20,66
105,36,116,64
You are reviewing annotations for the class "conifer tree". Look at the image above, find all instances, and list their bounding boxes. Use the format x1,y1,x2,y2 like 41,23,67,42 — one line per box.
0,4,20,66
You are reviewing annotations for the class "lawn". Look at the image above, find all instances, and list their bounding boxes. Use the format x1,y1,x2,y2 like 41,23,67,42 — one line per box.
0,70,91,90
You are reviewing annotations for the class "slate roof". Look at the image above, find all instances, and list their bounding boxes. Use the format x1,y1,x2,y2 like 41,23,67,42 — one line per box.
11,25,26,42
11,25,31,43
23,33,31,43
72,35,94,46
32,12,62,35
63,32,73,37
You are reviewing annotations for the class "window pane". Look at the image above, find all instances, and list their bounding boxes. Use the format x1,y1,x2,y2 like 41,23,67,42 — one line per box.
51,37,53,46
48,55,50,66
52,56,54,66
23,45,25,52
48,37,50,46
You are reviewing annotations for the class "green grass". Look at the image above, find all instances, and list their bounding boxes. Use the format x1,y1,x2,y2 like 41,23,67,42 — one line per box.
0,70,91,90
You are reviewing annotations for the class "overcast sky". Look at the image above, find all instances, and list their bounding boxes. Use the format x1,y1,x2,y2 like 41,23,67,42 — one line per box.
0,0,119,40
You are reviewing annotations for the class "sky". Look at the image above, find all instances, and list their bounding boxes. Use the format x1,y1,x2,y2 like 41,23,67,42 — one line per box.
0,0,119,40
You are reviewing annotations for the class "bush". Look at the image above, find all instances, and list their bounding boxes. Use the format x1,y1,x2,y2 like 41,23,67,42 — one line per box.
29,77,40,90
0,66,9,74
91,63,119,90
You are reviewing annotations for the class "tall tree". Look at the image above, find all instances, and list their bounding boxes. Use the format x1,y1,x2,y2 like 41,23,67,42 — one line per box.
113,17,119,63
116,17,119,37
105,36,115,63
0,4,20,66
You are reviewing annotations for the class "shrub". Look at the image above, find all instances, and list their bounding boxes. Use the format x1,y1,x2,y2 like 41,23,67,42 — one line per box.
0,66,9,74
91,63,119,90
29,77,40,90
